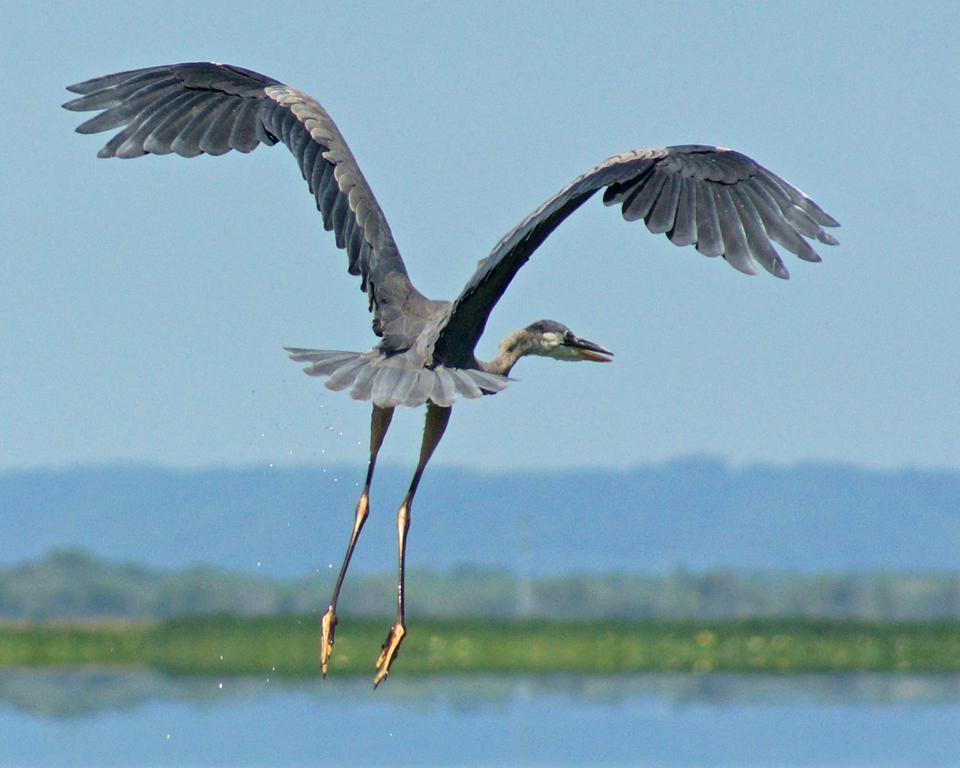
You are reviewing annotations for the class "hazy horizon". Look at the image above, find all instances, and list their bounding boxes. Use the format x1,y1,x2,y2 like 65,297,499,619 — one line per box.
5,452,960,475
4,459,956,576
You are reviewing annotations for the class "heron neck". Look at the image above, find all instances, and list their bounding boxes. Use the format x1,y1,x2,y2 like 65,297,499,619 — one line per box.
478,328,534,376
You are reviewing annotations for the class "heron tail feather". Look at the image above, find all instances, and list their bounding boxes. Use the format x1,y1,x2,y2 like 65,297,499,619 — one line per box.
283,348,508,408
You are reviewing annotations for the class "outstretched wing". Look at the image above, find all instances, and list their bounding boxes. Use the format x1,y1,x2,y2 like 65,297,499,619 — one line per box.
433,145,839,366
63,62,424,342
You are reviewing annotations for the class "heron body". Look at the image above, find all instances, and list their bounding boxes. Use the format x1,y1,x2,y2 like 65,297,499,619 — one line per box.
64,62,838,685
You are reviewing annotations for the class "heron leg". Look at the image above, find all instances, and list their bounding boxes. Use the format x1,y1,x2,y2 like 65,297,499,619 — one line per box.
373,402,452,687
320,404,394,676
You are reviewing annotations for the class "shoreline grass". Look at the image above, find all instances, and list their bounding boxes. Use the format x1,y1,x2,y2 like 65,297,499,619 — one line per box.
2,616,960,677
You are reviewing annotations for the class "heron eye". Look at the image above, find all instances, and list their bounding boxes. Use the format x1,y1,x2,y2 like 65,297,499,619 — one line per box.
562,331,575,344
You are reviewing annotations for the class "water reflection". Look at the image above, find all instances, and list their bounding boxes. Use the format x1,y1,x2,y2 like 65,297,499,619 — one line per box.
2,671,959,767
2,668,959,718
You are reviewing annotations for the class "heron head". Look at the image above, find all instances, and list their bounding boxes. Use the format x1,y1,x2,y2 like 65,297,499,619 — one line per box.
523,320,613,363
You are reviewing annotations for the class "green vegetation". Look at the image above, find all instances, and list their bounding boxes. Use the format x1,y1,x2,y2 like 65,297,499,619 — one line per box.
3,616,960,676
5,551,960,677
4,550,960,622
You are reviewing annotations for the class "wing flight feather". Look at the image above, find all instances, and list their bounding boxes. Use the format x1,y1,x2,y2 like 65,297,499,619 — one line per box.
433,145,838,366
64,62,423,337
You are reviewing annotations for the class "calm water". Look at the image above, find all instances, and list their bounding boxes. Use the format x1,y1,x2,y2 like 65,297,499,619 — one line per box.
1,671,958,767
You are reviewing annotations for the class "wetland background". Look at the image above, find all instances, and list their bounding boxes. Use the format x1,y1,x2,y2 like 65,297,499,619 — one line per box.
2,461,959,765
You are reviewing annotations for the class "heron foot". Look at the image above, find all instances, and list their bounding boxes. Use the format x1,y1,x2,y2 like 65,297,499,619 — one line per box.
373,621,406,687
320,606,337,677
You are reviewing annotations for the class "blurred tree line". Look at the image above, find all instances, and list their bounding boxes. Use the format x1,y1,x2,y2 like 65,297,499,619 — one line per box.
2,549,959,622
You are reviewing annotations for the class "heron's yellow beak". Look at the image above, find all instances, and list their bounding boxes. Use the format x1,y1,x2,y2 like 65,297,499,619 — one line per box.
567,336,613,363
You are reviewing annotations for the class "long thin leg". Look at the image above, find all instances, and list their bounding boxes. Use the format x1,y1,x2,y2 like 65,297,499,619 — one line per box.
373,403,452,687
320,404,394,676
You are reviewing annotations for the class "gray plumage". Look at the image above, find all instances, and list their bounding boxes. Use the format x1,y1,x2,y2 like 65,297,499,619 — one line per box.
64,62,840,408
65,61,842,685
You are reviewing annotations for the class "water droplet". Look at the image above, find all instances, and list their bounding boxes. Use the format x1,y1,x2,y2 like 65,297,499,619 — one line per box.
218,682,223,690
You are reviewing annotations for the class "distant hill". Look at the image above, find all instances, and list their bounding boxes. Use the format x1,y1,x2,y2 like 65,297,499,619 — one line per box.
1,458,957,576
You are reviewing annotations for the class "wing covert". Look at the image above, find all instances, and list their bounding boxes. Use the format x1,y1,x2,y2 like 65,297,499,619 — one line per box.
433,145,839,366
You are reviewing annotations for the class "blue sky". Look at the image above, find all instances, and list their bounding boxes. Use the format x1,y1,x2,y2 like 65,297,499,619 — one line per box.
2,1,958,472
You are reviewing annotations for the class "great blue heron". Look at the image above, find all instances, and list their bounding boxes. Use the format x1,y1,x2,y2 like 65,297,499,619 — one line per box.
64,62,838,685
